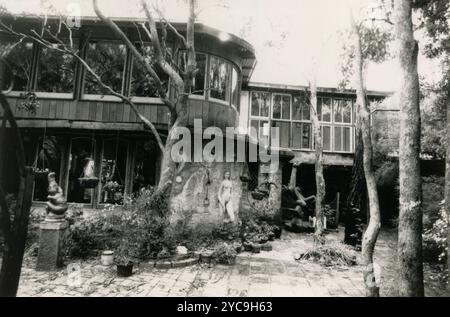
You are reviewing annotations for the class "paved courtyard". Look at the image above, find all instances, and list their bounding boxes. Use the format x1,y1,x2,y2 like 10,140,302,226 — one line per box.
16,228,448,297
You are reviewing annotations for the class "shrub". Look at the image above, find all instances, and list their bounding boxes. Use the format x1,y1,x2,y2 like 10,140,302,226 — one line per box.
423,203,447,264
297,242,358,267
211,242,237,265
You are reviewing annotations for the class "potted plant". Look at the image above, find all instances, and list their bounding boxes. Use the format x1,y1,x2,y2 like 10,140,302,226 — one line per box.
101,250,114,266
114,243,134,277
33,167,50,180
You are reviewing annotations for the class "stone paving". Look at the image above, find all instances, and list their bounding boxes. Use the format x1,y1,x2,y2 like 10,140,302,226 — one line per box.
16,228,448,297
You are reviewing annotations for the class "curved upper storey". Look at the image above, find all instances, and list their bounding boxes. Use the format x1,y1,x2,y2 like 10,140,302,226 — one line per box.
0,15,257,130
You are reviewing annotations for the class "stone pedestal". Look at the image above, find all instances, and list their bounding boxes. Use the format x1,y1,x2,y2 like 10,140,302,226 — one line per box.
36,220,68,271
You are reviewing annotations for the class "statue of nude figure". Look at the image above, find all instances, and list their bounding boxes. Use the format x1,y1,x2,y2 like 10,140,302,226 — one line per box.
218,171,235,222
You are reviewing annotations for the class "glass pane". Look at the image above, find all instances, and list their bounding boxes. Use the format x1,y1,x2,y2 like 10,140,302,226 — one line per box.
302,102,310,121
37,44,76,93
343,99,352,123
193,53,207,95
334,126,342,152
292,96,302,121
282,95,291,120
272,94,281,119
84,42,126,95
251,92,260,116
231,67,239,106
133,140,159,193
1,41,33,91
292,123,302,148
334,99,343,123
259,120,270,146
322,126,331,151
100,139,128,204
130,44,169,97
33,136,63,201
273,121,290,148
209,56,230,102
317,98,322,120
67,138,96,204
343,127,351,152
302,123,311,149
260,92,270,117
250,120,259,139
321,98,331,122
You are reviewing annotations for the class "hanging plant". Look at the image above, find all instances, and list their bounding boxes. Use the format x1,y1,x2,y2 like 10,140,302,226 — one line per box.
78,176,100,188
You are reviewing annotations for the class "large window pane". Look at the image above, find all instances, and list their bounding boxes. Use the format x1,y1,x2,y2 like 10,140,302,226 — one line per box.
272,94,282,119
231,67,239,108
272,121,290,148
178,51,206,96
343,127,351,152
251,92,260,116
343,99,352,123
293,95,310,121
67,138,96,204
84,42,126,95
130,44,169,97
1,41,33,91
260,92,270,117
293,123,312,149
33,135,63,201
302,123,311,148
334,126,342,151
100,139,128,205
334,99,343,123
318,98,331,122
133,140,159,193
322,126,331,151
281,95,291,120
209,56,231,102
272,94,290,120
36,44,76,93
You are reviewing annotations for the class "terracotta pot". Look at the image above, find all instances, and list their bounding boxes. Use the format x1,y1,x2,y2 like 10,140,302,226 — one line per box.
101,250,114,266
116,264,133,277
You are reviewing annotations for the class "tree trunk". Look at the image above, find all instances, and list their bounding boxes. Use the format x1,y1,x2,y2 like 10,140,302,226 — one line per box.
446,91,450,288
353,22,381,297
394,0,424,297
310,81,325,240
0,167,34,297
345,126,366,247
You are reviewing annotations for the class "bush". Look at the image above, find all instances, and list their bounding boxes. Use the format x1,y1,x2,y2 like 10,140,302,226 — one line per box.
211,242,237,265
423,203,447,264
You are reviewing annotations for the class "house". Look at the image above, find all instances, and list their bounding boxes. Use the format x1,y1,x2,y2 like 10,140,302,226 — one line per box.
0,15,389,229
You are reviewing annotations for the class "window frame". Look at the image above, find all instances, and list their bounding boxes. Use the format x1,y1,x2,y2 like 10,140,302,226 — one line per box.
81,40,128,102
271,93,292,121
208,54,233,106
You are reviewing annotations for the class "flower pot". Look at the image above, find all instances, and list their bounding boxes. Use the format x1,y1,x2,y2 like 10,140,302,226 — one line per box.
101,250,114,266
116,264,133,277
78,177,99,189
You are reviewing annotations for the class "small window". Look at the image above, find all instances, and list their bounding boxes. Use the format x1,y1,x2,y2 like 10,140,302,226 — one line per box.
249,119,269,146
318,97,331,122
272,94,291,120
36,44,77,93
292,122,312,149
209,56,231,102
334,126,352,152
178,51,207,96
130,43,170,98
251,91,270,117
272,120,290,148
83,42,126,95
1,40,33,91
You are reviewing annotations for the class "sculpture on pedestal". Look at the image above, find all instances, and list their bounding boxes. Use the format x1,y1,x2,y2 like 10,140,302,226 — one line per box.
45,172,68,221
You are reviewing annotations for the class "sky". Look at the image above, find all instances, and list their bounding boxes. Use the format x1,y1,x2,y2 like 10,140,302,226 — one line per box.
1,0,443,91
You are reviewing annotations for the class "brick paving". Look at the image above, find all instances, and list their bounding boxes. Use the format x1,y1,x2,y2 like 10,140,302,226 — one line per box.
16,228,448,297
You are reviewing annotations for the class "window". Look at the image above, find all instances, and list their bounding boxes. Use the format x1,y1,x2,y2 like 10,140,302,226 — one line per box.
130,44,169,98
67,138,96,204
133,140,159,193
292,95,310,121
33,135,63,201
1,40,33,91
272,94,291,120
333,99,352,123
36,44,76,94
318,97,332,122
209,56,231,102
292,122,311,149
251,92,270,117
99,139,128,205
272,121,290,148
83,42,126,95
231,67,240,108
321,126,332,151
334,126,352,152
178,52,207,96
250,119,269,146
